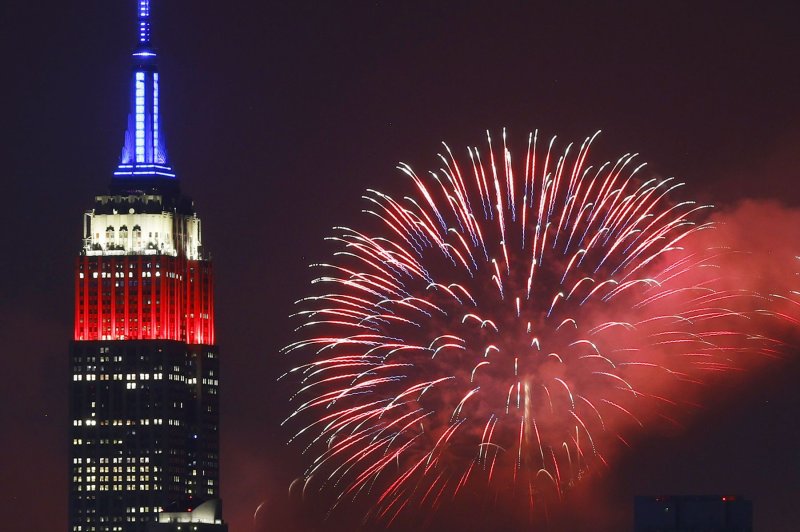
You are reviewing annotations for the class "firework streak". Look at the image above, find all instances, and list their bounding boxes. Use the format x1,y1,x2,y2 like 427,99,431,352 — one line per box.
282,131,778,525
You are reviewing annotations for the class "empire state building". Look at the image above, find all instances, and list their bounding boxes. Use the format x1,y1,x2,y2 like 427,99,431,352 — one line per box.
69,2,225,530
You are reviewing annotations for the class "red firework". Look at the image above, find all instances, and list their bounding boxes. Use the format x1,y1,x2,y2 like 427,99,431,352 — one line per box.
282,131,777,526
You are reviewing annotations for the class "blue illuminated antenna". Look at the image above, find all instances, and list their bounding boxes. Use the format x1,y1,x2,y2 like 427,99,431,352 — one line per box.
137,0,152,46
131,0,157,60
115,0,176,186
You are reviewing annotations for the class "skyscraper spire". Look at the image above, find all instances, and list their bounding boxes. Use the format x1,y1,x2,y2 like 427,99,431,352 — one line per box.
115,0,175,187
137,0,152,47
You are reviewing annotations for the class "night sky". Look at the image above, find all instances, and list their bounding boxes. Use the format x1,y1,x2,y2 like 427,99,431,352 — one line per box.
2,1,800,530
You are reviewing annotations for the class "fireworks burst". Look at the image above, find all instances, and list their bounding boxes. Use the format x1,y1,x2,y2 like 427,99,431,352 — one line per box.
282,131,775,526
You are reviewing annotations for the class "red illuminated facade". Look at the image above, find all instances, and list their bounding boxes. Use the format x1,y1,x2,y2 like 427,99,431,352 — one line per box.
74,254,214,344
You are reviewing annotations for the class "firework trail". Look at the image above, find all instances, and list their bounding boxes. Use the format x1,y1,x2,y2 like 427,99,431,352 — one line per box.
282,131,777,526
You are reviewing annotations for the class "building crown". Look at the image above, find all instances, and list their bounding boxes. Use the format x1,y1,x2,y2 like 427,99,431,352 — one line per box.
114,0,176,189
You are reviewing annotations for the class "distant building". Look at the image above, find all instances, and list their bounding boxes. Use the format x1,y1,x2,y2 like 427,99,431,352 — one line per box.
146,499,228,531
634,495,753,532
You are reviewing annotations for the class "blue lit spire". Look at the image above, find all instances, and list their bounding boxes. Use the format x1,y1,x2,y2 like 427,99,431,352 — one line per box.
137,0,152,45
115,0,176,182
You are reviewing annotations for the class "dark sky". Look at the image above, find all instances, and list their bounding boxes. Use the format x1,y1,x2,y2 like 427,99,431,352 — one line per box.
1,1,799,530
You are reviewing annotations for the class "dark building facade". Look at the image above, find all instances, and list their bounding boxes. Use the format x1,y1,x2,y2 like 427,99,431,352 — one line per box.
69,2,223,531
635,495,753,532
